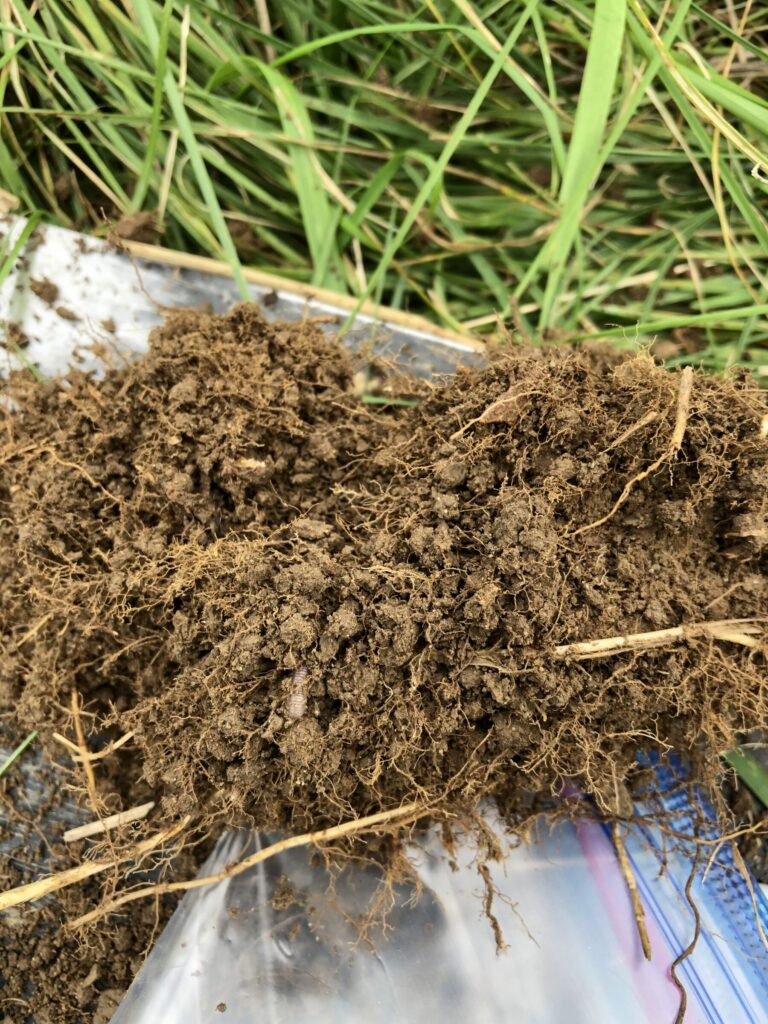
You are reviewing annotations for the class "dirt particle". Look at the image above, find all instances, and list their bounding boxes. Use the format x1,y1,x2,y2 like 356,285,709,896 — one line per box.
94,989,124,1024
279,613,318,649
272,874,303,910
110,210,161,244
5,322,29,349
168,374,199,405
435,458,467,489
30,276,60,304
279,717,324,769
54,304,80,321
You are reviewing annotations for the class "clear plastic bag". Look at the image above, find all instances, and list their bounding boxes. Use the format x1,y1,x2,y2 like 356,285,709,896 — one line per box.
112,795,768,1024
624,759,768,1021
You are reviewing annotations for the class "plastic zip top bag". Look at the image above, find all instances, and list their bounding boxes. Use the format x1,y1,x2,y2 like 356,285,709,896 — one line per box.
113,779,768,1024
622,756,768,1023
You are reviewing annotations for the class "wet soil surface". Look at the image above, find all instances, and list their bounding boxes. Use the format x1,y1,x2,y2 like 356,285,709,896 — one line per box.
1,303,766,1019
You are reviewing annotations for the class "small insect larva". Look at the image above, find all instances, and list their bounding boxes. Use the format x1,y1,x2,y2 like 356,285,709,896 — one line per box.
285,666,308,720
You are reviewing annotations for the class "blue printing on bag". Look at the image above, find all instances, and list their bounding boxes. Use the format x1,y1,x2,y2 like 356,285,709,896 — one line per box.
618,753,768,1021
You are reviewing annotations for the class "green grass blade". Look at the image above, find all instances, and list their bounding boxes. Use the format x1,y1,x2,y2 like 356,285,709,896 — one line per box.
131,0,248,298
362,395,419,406
537,0,627,329
725,748,768,808
0,730,38,778
252,60,344,289
130,0,173,212
0,215,42,286
272,21,466,67
682,66,768,133
0,38,26,72
343,0,540,328
596,0,693,166
342,154,403,241
576,302,768,340
689,3,768,61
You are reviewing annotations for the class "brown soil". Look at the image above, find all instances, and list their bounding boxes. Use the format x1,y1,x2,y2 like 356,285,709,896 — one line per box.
3,323,29,351
0,860,180,1024
29,277,60,305
53,306,80,322
108,211,161,245
1,302,767,1019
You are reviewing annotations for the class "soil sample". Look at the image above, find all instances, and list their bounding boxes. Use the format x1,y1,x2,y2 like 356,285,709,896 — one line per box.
2,302,766,830
0,303,766,1019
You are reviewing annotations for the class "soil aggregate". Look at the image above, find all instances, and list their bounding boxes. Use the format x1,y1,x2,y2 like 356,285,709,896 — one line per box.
1,301,767,1019
0,860,180,1024
29,278,59,305
3,323,30,351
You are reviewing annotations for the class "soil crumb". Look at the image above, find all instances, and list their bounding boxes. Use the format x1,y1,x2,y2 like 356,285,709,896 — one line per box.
30,276,60,305
54,305,79,322
4,322,29,350
109,210,161,245
1,302,767,1018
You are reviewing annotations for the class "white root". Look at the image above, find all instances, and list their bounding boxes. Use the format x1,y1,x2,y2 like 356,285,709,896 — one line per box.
52,729,135,763
554,618,765,660
0,816,191,912
64,801,155,844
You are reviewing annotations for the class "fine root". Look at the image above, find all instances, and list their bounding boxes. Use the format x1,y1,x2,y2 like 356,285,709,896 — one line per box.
670,844,702,1024
731,842,768,954
52,730,135,763
2,308,766,888
70,691,100,815
572,366,694,537
67,801,428,930
0,817,192,912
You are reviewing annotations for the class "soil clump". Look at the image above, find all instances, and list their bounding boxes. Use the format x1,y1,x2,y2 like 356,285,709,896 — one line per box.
1,303,766,1018
2,303,766,829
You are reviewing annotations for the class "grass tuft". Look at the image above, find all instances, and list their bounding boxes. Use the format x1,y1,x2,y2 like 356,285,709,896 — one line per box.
0,1,766,368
